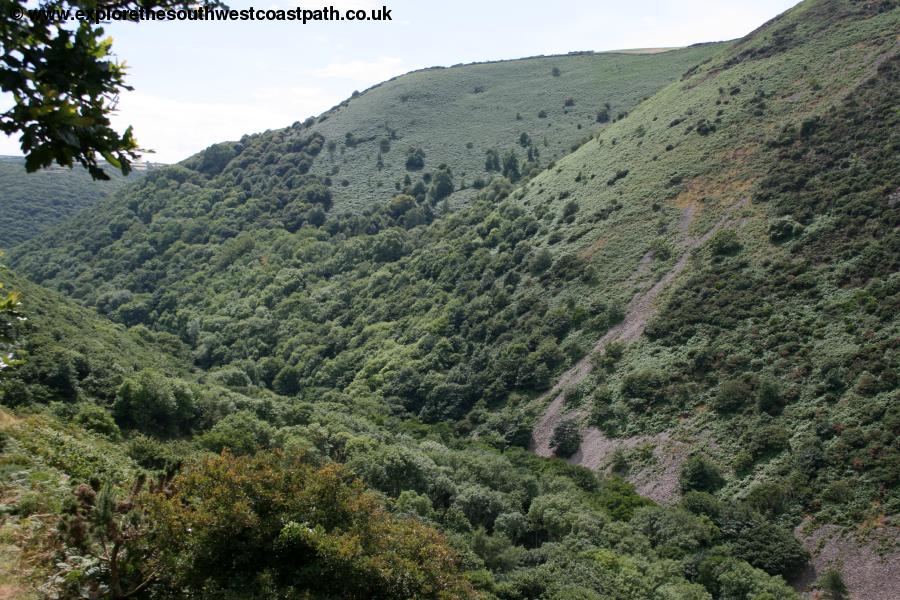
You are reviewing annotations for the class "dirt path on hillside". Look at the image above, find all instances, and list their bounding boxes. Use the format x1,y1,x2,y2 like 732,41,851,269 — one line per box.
530,200,747,461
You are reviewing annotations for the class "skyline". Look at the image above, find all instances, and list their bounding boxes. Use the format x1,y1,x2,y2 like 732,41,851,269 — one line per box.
1,0,802,164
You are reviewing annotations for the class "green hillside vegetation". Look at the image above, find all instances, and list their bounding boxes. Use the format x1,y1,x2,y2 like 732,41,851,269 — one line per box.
0,156,150,249
515,0,898,529
0,265,797,599
2,0,898,597
292,45,723,212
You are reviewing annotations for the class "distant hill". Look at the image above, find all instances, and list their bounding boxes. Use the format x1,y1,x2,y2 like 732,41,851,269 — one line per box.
0,156,156,249
301,45,724,212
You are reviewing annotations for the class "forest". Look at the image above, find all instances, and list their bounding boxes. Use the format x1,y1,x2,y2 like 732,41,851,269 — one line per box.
1,0,898,598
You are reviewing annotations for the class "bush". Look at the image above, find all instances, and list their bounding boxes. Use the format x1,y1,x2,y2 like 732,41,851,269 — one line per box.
405,146,425,170
756,379,784,415
713,378,753,413
113,370,196,437
127,434,178,471
620,369,666,405
148,452,475,598
606,169,629,186
709,229,741,255
273,365,302,396
74,404,121,440
198,410,273,455
680,491,722,518
596,477,653,521
724,512,809,579
746,424,790,459
817,568,848,600
550,419,582,458
679,455,725,493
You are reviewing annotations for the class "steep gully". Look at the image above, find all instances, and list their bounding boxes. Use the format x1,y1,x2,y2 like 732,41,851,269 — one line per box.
529,200,748,477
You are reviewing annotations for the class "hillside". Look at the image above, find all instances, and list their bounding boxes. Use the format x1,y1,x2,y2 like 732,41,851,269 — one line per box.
296,45,723,212
0,156,152,249
2,0,899,598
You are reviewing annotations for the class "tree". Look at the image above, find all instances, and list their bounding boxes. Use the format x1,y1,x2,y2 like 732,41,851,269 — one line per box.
501,150,520,182
529,249,553,275
113,369,196,437
679,455,725,493
709,229,741,255
428,165,454,203
485,149,501,172
550,419,582,458
713,378,753,413
1,0,216,179
0,262,23,375
405,146,426,170
198,410,273,455
150,453,476,598
273,364,303,396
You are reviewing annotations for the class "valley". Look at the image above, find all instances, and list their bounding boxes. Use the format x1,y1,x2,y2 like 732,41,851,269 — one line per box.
1,1,898,598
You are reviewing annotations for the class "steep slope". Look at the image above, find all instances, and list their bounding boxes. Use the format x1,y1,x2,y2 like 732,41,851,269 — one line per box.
302,46,724,212
0,156,151,249
3,0,898,597
515,0,899,595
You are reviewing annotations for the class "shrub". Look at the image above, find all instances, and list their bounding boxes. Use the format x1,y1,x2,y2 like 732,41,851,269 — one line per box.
596,477,653,521
148,452,475,598
273,365,302,396
649,238,672,260
197,410,273,455
529,249,553,275
709,229,741,255
713,378,753,413
405,146,425,170
679,455,725,493
113,370,196,437
722,509,809,579
680,491,722,518
127,434,178,471
746,424,790,459
817,568,848,600
756,379,784,415
74,404,121,440
550,419,582,458
561,200,579,219
768,217,804,242
620,369,666,405
606,169,629,186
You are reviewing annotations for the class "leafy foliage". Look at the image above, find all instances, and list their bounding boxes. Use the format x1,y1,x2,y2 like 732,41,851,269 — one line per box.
0,1,213,178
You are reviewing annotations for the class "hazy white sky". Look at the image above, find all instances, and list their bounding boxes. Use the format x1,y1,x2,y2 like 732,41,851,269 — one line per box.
2,0,801,163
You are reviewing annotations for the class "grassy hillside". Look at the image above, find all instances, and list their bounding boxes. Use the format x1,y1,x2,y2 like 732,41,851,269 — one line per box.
3,0,899,597
0,157,152,249
300,46,724,212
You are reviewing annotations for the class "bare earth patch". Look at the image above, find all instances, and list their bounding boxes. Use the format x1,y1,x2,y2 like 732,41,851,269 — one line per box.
530,200,747,465
570,428,695,504
794,521,900,600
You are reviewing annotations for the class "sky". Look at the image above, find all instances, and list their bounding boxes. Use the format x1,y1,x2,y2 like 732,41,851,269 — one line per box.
2,0,802,163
